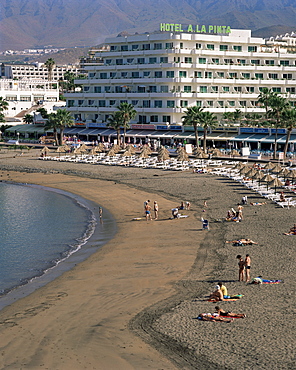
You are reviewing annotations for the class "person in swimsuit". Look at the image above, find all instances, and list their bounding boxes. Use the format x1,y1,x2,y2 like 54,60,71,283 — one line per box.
215,306,246,318
237,255,245,281
153,201,159,220
145,202,152,221
208,285,224,301
244,254,251,282
197,313,234,323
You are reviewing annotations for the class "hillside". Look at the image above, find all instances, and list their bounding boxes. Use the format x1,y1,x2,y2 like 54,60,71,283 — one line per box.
0,0,296,51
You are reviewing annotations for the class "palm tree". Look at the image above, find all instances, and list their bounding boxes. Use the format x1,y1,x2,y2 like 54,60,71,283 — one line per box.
198,111,218,153
0,97,9,123
222,111,234,125
269,94,289,159
107,112,123,145
44,58,55,84
44,112,59,145
117,102,136,147
55,109,74,145
182,106,203,147
233,109,243,126
282,108,296,158
258,88,274,119
23,114,34,124
36,107,49,119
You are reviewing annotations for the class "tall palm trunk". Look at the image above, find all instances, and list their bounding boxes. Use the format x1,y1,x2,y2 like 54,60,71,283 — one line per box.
283,127,292,158
194,124,199,148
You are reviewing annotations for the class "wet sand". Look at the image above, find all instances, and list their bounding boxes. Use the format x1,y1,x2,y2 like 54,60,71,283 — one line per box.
0,150,295,369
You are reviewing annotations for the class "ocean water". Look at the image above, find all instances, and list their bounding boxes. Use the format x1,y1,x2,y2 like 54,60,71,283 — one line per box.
0,182,114,298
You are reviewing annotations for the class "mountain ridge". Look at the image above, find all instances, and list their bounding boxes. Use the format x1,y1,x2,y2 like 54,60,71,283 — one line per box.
0,0,296,51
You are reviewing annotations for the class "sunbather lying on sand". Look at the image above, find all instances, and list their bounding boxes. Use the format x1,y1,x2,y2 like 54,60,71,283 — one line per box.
250,276,282,284
215,306,246,318
250,202,267,206
226,238,257,245
196,313,234,323
283,224,296,235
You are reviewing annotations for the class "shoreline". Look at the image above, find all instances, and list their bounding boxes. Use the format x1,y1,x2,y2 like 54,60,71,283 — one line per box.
0,152,295,369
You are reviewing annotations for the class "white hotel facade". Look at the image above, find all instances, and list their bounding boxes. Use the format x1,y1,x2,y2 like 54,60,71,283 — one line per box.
65,27,296,127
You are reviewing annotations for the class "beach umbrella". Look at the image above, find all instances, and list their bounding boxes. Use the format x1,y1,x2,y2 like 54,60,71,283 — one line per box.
112,144,121,153
195,151,208,159
97,142,105,151
262,173,275,190
288,170,296,184
121,147,133,157
193,147,203,156
239,166,252,175
177,147,189,162
211,148,222,157
88,147,98,155
138,151,149,159
157,146,170,162
267,178,283,193
141,144,152,154
230,149,240,157
138,145,151,159
56,146,67,156
245,168,257,177
271,164,282,174
41,146,50,156
252,170,265,185
278,167,290,181
106,147,117,157
264,162,275,171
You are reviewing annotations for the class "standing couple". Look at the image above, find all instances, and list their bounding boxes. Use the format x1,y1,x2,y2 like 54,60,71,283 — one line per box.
237,254,251,282
144,200,158,221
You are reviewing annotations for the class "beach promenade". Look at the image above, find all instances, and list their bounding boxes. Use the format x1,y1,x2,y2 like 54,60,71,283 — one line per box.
0,150,295,369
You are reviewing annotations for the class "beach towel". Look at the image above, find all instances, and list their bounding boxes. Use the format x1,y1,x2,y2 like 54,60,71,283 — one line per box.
207,294,243,302
251,277,282,284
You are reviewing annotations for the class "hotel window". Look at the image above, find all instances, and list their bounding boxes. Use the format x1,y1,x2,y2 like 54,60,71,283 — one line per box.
248,46,257,52
154,100,162,108
137,58,145,64
165,42,173,49
255,73,263,79
160,57,168,63
180,100,188,108
238,59,246,64
160,86,168,93
239,101,246,107
132,44,139,50
115,86,123,93
196,101,202,107
84,86,90,91
110,45,117,51
78,100,84,106
149,57,157,64
212,86,218,92
154,71,162,78
251,60,260,65
163,116,171,123
220,45,228,51
207,101,213,107
200,86,207,93
269,73,278,79
143,71,150,77
142,44,150,50
199,57,207,64
242,73,250,79
217,72,225,78
229,73,237,78
184,57,192,63
272,87,281,93
20,96,31,101
149,86,157,93
283,74,292,79
110,72,117,78
184,86,192,93
234,86,242,92
218,101,224,107
246,87,255,93
228,101,235,107
94,86,101,93
233,45,242,51
127,58,134,64
265,60,274,65
98,100,105,107
143,100,150,108
180,43,184,49
139,115,147,124
205,72,212,78
116,59,123,65
88,100,95,106
286,87,295,93
138,86,145,93
207,44,214,50
222,86,229,92
104,87,111,93
174,56,180,63
121,72,128,78
154,43,162,50
196,43,202,49
150,115,158,122
179,71,187,78
280,60,289,66
110,100,116,105
194,71,202,78
167,101,175,108
224,59,233,64
121,45,128,51
100,73,107,79
132,72,140,78
89,72,95,78
131,100,138,106
166,71,175,78
67,100,74,107
212,58,219,64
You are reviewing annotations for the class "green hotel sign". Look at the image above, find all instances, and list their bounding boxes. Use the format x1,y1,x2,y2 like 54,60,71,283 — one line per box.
160,23,231,34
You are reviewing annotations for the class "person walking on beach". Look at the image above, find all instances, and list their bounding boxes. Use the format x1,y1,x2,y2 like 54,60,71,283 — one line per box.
244,254,251,283
237,203,243,220
145,202,152,221
237,255,245,281
153,201,159,220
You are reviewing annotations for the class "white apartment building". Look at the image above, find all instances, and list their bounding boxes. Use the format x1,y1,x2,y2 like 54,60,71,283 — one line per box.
0,79,60,117
65,28,296,127
1,62,80,81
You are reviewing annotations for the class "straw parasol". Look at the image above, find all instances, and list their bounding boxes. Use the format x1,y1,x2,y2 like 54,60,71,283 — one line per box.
288,170,296,184
195,151,208,159
157,146,170,162
211,148,222,157
41,146,50,156
177,147,189,162
264,162,275,170
97,142,105,151
56,146,68,156
121,146,134,157
230,149,240,157
138,145,151,158
106,147,117,157
112,144,121,153
239,166,252,175
251,170,265,185
267,178,283,193
271,164,282,173
262,173,275,189
233,162,246,170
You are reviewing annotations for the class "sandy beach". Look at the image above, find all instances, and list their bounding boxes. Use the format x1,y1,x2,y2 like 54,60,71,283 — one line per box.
0,149,295,370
